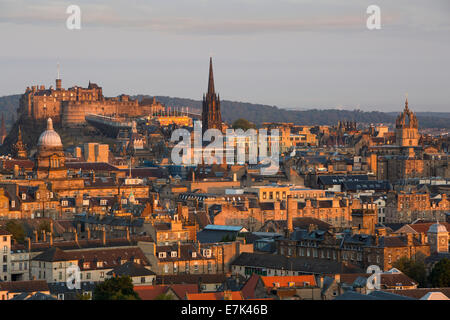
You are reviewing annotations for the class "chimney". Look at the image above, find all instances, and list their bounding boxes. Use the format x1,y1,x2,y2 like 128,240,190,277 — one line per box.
223,290,233,300
26,237,31,252
334,274,341,284
48,232,53,246
406,233,413,246
287,196,295,235
56,78,62,90
13,164,19,177
318,275,324,288
102,227,106,245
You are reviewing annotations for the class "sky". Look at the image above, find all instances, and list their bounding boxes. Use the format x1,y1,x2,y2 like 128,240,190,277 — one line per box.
0,0,449,112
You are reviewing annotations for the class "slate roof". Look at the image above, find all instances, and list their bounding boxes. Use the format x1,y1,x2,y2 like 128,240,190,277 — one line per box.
0,280,49,293
106,261,156,277
232,252,363,274
318,175,368,186
334,290,415,300
156,274,226,285
383,288,450,299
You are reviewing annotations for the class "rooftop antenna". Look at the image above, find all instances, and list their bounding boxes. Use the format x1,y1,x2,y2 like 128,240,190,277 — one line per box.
57,62,60,79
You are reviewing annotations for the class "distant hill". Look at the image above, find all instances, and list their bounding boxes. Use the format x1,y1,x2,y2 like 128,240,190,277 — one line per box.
138,95,450,129
0,94,19,128
1,94,449,133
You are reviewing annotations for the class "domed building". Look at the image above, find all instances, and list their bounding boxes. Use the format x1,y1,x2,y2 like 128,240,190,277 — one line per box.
35,118,67,179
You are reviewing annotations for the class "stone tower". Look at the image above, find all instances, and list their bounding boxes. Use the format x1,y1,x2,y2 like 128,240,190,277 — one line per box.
14,126,27,159
202,57,222,134
395,98,419,147
427,221,449,254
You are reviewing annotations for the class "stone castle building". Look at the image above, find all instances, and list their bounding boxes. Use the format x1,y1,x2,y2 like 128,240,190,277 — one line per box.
19,78,164,127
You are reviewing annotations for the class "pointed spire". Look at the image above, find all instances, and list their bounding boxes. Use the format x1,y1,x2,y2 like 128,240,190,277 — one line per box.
208,57,215,95
18,126,22,141
404,93,409,111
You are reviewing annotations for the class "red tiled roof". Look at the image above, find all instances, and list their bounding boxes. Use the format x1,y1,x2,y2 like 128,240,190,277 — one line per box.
135,284,198,300
241,274,260,299
261,275,317,289
409,222,450,234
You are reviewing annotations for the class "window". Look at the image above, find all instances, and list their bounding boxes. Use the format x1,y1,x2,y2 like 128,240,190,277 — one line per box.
141,277,146,283
164,265,169,273
100,272,104,278
86,273,91,279
171,251,177,258
192,252,197,258
158,252,166,259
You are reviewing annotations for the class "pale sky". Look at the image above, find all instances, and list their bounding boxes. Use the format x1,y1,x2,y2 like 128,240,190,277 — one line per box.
0,0,449,112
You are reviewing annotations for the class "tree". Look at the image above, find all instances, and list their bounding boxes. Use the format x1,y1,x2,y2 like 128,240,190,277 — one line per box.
429,258,450,288
37,220,51,235
232,118,256,131
93,276,141,300
5,220,25,243
392,256,427,287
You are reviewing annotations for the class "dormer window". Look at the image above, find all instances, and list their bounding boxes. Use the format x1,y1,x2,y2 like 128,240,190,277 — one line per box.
97,261,103,268
192,252,197,258
158,252,166,259
171,251,177,258
83,262,90,269
202,249,211,258
22,193,26,200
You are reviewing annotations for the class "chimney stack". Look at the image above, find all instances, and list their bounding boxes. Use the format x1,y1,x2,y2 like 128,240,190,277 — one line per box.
48,232,53,246
26,237,31,252
102,227,106,245
286,196,295,235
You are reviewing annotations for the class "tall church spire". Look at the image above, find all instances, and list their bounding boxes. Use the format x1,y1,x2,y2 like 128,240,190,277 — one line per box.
208,57,215,95
202,57,222,134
